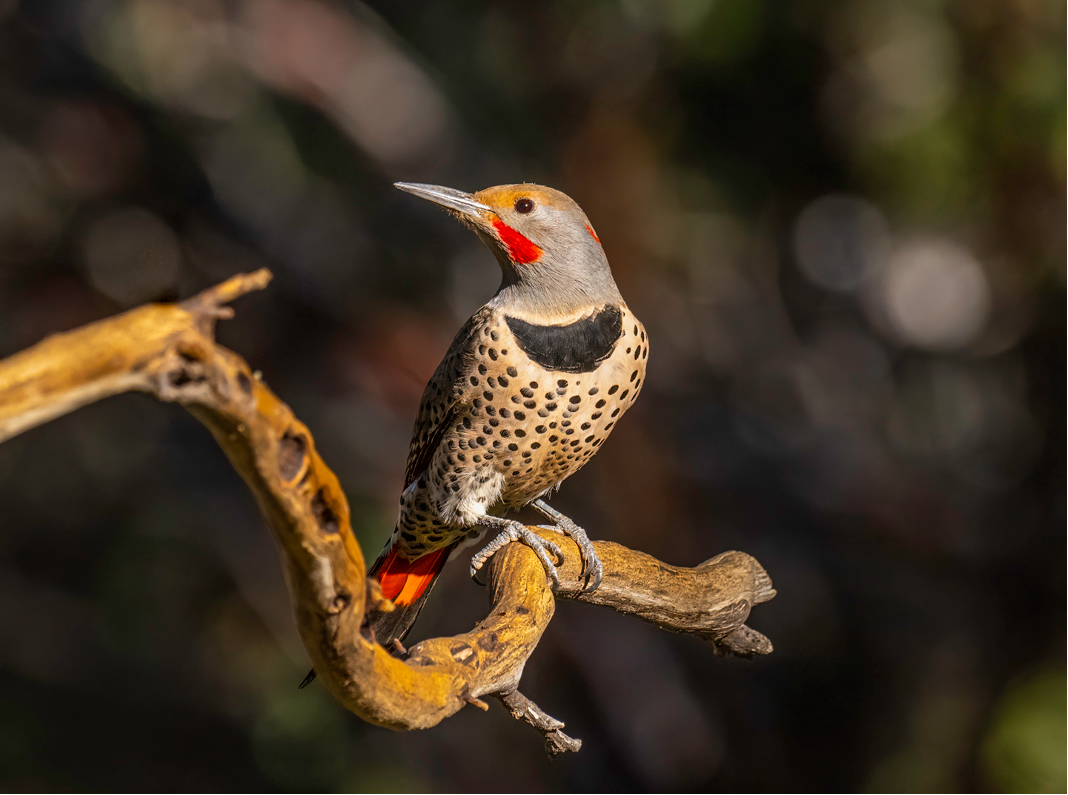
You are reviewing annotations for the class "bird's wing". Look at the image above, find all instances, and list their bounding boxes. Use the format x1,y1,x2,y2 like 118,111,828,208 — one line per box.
402,307,491,489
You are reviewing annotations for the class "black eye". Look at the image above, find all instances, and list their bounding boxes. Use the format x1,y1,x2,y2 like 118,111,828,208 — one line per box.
514,198,534,214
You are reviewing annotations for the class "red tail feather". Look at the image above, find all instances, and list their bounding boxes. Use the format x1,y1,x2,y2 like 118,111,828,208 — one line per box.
370,545,451,606
367,541,458,646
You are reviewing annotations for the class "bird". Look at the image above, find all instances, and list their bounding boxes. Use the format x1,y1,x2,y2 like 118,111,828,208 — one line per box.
303,181,648,686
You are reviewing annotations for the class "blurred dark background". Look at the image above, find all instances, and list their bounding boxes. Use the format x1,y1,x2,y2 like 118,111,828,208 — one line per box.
0,0,1064,791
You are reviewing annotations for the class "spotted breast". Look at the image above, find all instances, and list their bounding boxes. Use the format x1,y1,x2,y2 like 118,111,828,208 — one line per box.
393,302,647,559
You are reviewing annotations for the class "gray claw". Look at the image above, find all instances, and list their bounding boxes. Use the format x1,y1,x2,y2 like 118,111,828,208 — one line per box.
531,499,604,593
469,520,564,591
581,555,603,593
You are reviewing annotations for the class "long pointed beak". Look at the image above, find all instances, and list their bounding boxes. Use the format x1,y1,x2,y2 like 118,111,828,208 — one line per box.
394,182,492,221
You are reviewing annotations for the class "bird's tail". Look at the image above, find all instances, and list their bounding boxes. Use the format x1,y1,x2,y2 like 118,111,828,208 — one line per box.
366,538,459,648
297,537,458,688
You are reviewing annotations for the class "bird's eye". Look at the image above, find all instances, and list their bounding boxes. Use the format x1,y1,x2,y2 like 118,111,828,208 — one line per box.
514,198,534,214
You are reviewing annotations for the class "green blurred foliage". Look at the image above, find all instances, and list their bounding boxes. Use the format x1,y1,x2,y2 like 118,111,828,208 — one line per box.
981,667,1067,793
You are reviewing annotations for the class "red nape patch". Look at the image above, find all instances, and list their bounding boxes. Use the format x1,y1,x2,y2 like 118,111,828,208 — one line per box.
585,223,601,244
492,218,543,264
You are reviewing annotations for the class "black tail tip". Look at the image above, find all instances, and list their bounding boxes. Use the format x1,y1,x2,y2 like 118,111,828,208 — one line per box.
298,668,317,689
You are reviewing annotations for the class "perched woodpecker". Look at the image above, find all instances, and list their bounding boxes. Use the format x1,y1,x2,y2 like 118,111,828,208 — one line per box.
304,181,648,683
366,181,648,644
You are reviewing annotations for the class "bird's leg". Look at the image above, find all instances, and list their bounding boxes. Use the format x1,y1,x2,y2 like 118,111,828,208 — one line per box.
532,499,603,592
470,516,564,590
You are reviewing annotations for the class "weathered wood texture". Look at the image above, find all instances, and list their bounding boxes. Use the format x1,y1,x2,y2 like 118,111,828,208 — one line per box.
0,271,774,753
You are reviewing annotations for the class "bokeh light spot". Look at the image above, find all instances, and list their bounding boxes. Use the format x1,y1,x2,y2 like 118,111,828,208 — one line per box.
871,238,990,351
793,194,890,291
78,207,181,306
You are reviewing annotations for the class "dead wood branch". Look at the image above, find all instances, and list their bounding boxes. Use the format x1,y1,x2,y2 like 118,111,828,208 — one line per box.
496,690,583,758
0,271,774,751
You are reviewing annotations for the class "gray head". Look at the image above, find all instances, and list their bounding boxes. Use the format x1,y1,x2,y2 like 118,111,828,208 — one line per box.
395,182,621,321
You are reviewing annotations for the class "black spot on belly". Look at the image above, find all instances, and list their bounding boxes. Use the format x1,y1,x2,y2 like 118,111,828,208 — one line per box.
505,305,623,374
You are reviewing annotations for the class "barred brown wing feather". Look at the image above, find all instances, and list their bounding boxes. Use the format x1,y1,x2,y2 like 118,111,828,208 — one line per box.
403,407,456,489
402,308,489,488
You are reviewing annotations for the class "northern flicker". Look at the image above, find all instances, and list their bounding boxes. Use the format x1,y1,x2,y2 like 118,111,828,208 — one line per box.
308,182,648,676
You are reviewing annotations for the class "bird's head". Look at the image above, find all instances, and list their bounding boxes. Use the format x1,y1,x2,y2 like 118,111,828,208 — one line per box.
395,182,621,321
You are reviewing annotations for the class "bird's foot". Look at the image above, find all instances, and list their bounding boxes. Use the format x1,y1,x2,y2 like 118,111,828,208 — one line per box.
532,499,603,592
470,518,564,590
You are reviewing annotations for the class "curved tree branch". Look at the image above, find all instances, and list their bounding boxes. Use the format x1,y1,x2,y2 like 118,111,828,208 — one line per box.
0,271,774,752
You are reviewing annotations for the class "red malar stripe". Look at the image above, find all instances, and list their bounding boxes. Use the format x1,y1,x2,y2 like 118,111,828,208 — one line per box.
585,223,601,244
492,218,543,264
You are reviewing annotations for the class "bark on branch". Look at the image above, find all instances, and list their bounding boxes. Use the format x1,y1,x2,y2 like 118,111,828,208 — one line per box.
0,271,774,753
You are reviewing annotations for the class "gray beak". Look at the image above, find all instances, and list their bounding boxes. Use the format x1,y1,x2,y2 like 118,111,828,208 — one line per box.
394,182,492,220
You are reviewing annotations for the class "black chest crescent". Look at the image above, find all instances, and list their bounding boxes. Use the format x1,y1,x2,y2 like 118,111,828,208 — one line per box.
505,305,624,374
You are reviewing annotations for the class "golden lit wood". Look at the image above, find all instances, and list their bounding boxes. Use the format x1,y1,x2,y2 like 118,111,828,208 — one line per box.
0,271,774,754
